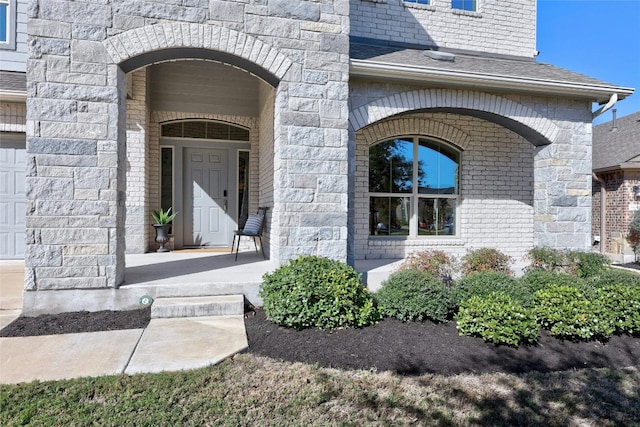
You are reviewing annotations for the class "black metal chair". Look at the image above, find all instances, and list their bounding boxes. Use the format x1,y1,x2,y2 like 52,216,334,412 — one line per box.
231,207,268,260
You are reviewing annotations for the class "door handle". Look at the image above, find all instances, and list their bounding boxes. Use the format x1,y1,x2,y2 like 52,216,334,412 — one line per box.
224,199,228,212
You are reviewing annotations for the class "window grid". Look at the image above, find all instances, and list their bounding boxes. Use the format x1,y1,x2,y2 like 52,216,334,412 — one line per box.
451,0,477,12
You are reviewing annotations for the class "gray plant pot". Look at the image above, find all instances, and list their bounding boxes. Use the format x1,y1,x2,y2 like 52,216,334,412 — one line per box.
153,224,171,252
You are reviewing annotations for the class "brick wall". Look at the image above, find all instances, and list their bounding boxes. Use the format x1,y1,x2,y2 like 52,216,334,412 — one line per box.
125,69,149,253
350,0,536,57
596,170,640,257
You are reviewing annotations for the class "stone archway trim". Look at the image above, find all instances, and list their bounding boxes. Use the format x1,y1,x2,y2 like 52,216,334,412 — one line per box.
103,23,293,83
350,89,560,144
360,117,471,150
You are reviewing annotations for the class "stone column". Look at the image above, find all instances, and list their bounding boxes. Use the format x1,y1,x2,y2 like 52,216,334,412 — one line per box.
257,0,351,264
25,12,126,292
533,121,592,251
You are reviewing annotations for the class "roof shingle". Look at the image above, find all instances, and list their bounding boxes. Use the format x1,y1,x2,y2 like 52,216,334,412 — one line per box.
593,111,640,171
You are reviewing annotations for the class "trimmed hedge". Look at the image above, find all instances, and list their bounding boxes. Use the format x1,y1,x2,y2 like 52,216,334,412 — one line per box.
456,293,539,346
376,269,454,322
519,270,584,293
597,284,640,335
586,268,640,287
452,272,522,307
259,256,382,330
533,285,615,340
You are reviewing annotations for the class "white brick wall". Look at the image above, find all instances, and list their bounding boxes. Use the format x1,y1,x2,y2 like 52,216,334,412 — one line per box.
350,0,537,57
125,69,149,253
258,81,275,256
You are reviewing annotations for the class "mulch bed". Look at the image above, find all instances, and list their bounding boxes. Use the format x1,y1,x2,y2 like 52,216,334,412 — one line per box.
2,307,639,376
615,262,640,271
0,308,151,337
245,309,640,376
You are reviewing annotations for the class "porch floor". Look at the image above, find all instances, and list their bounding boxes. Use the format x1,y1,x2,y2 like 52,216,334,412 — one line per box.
121,251,403,305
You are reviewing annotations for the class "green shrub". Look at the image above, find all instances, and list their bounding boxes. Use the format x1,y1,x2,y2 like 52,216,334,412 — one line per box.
525,247,610,278
452,272,522,306
376,269,454,322
461,248,512,276
585,268,640,287
524,247,571,274
259,256,383,330
456,293,539,346
597,284,640,335
519,270,585,292
399,250,456,284
570,251,610,278
533,285,615,340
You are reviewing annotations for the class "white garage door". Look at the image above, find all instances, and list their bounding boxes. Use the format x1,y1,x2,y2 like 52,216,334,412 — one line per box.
0,135,26,259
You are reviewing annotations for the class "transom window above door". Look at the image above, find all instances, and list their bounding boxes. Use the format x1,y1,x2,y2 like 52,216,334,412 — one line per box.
161,120,249,141
369,137,460,238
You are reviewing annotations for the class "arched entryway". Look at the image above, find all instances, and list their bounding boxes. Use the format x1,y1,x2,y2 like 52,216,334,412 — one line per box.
348,87,590,263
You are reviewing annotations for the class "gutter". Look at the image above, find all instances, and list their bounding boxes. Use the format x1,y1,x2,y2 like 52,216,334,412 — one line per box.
593,162,640,174
350,59,634,103
0,90,27,102
592,173,607,255
592,93,617,119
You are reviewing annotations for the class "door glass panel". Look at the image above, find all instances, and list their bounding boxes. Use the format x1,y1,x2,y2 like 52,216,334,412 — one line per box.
238,151,250,227
160,147,173,212
369,139,414,194
370,196,411,236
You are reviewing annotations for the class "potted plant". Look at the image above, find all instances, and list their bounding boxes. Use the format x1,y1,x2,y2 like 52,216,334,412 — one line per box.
152,207,178,252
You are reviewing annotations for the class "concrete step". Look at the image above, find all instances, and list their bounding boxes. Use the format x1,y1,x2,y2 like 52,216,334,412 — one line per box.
151,295,244,319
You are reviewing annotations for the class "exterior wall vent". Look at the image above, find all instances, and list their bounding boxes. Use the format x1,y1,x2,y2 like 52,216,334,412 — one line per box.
424,50,456,62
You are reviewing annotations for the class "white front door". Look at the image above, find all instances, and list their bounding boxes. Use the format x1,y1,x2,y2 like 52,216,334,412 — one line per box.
184,147,231,247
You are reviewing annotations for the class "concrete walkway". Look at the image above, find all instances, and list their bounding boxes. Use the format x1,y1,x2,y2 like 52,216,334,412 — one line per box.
0,261,248,385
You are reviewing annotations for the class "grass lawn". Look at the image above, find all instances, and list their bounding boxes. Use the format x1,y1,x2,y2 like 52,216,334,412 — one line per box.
1,354,638,426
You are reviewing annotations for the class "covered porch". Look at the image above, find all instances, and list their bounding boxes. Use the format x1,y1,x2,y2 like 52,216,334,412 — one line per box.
120,252,400,308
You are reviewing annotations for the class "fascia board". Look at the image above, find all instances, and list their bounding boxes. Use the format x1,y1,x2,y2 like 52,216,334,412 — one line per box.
0,90,27,102
350,59,635,103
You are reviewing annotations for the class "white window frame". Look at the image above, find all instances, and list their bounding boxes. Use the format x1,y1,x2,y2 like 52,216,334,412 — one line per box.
0,0,16,50
451,0,478,12
404,0,431,5
369,136,461,239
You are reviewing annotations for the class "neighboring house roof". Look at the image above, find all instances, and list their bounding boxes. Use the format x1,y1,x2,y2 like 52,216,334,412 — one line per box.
593,111,640,172
350,41,634,104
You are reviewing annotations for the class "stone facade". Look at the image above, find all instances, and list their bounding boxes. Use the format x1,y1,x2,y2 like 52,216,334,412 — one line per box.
24,1,351,309
13,0,621,313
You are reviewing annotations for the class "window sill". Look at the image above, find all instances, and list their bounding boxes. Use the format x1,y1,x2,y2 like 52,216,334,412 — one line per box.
368,237,464,246
452,9,482,18
403,2,436,12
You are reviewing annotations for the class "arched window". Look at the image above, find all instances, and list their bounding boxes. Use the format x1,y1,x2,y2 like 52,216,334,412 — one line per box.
161,120,249,141
369,137,459,237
